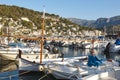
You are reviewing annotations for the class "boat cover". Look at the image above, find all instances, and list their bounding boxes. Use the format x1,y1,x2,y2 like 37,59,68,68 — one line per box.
87,55,102,67
115,39,120,45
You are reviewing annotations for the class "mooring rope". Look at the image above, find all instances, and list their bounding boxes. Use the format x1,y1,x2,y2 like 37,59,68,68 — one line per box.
19,71,31,76
38,74,48,80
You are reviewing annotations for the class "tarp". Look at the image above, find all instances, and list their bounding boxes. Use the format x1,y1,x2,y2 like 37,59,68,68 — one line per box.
87,55,102,67
115,39,120,45
8,42,26,48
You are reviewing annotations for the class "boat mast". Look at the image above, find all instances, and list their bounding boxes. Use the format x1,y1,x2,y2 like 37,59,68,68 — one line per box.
91,38,94,55
7,26,9,45
40,6,45,64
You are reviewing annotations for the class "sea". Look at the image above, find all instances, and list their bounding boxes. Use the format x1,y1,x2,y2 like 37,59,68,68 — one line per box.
0,47,106,80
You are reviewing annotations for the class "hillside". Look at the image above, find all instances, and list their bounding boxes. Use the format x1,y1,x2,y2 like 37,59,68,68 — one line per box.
0,5,96,37
68,16,120,30
92,16,120,29
68,18,95,27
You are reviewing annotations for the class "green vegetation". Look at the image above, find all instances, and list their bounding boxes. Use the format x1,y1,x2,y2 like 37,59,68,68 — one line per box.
0,4,95,36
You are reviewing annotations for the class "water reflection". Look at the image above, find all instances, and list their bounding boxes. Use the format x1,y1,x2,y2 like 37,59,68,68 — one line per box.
59,47,104,58
59,47,120,61
0,55,18,72
0,61,18,72
0,57,18,80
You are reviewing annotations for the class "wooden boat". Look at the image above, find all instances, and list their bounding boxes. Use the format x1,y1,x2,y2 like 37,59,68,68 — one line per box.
19,7,62,71
0,47,60,60
19,57,43,71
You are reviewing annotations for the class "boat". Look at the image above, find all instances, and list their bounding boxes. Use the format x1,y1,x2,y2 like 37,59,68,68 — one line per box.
45,62,83,79
109,39,120,53
44,56,88,79
0,70,19,80
0,46,60,60
44,55,120,80
19,57,44,71
81,71,117,80
19,7,63,71
81,40,108,49
44,42,120,80
0,42,48,53
0,42,61,61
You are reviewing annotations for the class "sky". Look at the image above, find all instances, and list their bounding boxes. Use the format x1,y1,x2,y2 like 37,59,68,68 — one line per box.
0,0,120,20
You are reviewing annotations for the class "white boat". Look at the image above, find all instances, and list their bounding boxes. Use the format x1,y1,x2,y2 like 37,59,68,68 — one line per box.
0,48,60,61
19,8,64,71
109,44,120,53
19,57,65,71
109,39,120,53
19,58,44,71
44,55,120,80
0,42,49,54
81,71,117,80
19,55,87,71
81,40,108,49
43,56,88,79
19,55,65,71
0,52,61,61
44,61,87,79
0,42,61,60
104,39,120,54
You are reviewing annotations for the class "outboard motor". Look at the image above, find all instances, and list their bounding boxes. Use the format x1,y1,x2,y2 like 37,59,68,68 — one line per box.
52,47,59,54
118,50,120,54
104,42,111,59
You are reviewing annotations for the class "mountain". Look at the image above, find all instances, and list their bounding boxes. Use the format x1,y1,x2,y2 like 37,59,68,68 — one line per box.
68,16,120,29
68,18,95,27
0,4,95,37
92,16,120,29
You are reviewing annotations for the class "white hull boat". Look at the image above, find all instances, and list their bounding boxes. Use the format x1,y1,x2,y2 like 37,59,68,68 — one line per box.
82,41,107,49
108,38,120,53
109,44,120,53
81,71,117,80
0,52,60,61
45,56,120,80
45,61,87,80
19,58,44,71
19,56,87,71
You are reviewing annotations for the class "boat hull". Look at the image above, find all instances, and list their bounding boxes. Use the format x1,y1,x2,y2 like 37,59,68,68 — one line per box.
0,53,61,60
0,70,19,80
